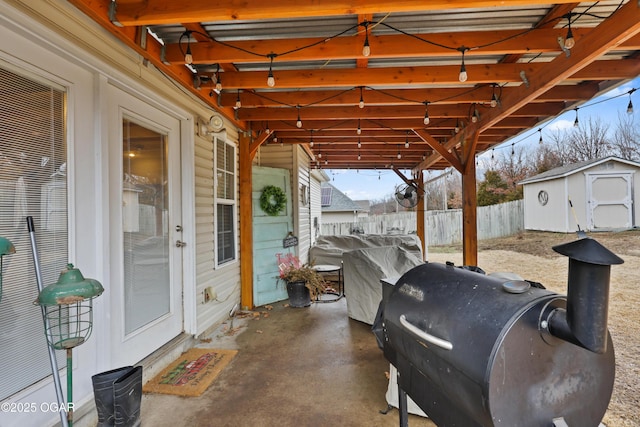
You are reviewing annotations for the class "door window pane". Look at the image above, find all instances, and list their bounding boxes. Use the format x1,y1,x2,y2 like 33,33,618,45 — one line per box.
122,119,170,335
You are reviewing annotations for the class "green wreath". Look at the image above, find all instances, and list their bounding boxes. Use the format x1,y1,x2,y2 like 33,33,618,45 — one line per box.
260,185,287,216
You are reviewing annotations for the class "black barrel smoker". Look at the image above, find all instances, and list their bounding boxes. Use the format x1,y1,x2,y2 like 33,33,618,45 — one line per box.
373,238,623,427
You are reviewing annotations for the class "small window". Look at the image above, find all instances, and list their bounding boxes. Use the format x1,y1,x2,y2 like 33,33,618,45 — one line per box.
214,137,236,266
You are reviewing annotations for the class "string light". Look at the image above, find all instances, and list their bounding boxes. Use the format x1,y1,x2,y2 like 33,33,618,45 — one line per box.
296,105,303,128
215,64,222,91
181,31,193,64
405,133,410,148
267,54,276,87
472,106,480,123
358,152,361,160
627,88,636,115
357,139,361,149
510,143,515,156
458,47,468,83
235,90,241,109
573,108,579,127
357,119,362,135
265,121,270,134
422,152,427,161
397,151,402,159
359,86,365,109
490,84,500,108
564,15,575,50
491,148,495,161
362,21,371,57
454,119,460,134
309,130,314,147
423,102,430,125
538,128,543,144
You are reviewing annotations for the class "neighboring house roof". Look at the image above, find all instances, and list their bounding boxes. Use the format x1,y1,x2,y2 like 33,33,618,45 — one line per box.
519,156,640,185
354,200,370,213
321,182,362,212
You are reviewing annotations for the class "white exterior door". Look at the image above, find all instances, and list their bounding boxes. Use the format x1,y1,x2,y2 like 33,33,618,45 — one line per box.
586,172,634,230
108,86,184,366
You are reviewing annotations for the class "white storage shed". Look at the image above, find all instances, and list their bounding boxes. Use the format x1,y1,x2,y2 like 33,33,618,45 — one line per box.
520,156,640,232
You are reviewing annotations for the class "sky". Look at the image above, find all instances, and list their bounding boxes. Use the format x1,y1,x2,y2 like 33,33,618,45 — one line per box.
325,76,640,202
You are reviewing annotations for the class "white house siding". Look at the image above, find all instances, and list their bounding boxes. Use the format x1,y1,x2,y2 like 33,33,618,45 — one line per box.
294,146,312,263
310,170,324,247
194,130,241,336
0,2,241,425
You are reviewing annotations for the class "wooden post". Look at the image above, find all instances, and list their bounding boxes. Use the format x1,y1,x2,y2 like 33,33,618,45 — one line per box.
461,132,480,266
239,133,254,309
415,171,426,260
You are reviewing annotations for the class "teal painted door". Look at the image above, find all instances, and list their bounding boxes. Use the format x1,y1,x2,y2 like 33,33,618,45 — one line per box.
253,166,293,306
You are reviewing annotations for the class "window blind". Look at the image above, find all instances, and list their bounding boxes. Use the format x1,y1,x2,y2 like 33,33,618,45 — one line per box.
0,65,68,400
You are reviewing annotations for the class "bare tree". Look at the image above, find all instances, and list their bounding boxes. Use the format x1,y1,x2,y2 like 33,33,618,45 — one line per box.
611,112,640,161
565,117,612,162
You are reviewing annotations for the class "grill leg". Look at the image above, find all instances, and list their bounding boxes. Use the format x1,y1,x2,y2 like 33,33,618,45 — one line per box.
398,382,408,427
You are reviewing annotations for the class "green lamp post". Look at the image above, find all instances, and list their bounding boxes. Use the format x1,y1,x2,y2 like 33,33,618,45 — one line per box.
36,263,104,426
0,236,16,303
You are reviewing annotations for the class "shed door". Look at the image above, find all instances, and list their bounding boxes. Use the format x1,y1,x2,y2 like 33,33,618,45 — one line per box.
586,172,634,230
252,166,293,306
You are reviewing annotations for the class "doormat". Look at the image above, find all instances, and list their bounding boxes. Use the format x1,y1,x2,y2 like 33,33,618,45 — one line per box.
143,348,237,397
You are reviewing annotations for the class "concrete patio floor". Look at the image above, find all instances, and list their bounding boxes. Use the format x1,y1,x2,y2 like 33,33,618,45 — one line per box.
141,298,435,427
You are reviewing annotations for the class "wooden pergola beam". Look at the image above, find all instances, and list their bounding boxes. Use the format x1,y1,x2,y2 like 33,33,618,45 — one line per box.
110,0,592,25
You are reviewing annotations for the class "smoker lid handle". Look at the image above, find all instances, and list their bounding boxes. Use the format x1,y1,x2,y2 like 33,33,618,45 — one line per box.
399,315,453,351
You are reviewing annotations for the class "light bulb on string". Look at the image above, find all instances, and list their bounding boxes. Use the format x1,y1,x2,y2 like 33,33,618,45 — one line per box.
405,133,410,149
357,139,361,149
423,102,430,125
458,47,468,83
490,84,500,108
538,128,543,144
267,54,276,87
573,108,579,127
265,122,271,134
296,106,302,128
454,120,460,134
359,87,365,109
235,90,241,109
627,89,635,115
472,107,480,123
358,152,361,160
182,31,193,64
215,64,222,91
309,130,314,147
397,151,402,160
362,21,371,57
511,143,515,156
357,119,362,135
491,148,495,161
564,16,575,50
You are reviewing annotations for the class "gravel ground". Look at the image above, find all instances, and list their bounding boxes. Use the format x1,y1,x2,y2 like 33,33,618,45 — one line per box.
428,230,640,427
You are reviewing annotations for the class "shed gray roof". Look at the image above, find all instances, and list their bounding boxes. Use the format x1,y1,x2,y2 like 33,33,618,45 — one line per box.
321,182,362,212
519,156,640,185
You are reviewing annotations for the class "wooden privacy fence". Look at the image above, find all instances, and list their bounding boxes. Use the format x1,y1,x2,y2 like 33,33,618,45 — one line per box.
320,200,524,246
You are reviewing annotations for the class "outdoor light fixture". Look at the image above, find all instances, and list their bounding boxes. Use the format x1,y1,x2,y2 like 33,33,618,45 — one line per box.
296,106,303,128
627,89,636,115
357,139,361,149
357,119,362,135
215,65,222,91
362,21,371,57
309,130,314,147
538,128,543,144
267,54,276,87
458,47,468,82
359,87,365,109
405,133,410,148
181,31,193,64
235,90,241,109
423,102,430,125
0,236,16,303
573,108,580,127
564,16,575,50
37,263,104,426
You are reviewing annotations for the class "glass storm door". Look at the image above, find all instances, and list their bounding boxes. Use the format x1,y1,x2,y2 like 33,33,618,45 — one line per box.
109,87,183,366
